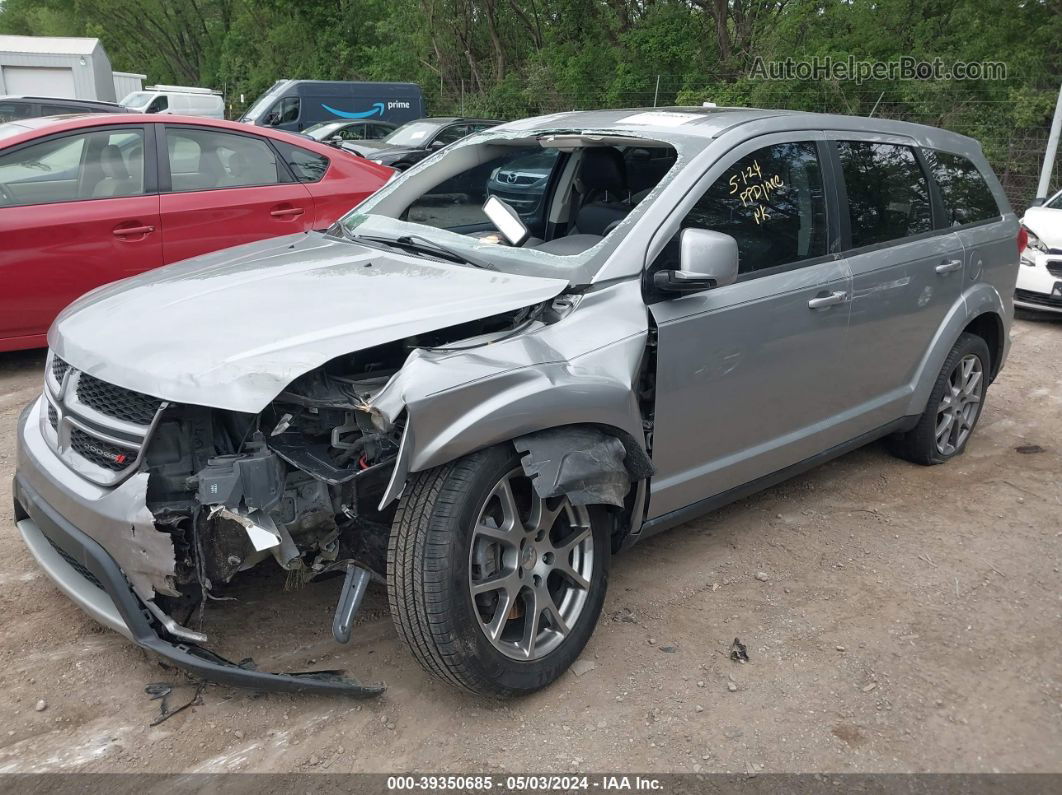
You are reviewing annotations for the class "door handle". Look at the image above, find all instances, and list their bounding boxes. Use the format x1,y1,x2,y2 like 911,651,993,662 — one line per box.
808,290,847,309
270,206,305,218
113,225,155,237
935,259,963,274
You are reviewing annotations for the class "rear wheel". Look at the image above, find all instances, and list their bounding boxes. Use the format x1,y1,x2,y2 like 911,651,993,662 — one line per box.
388,444,610,696
889,332,990,465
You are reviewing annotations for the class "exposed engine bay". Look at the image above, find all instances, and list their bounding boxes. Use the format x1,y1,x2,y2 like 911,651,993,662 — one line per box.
143,308,546,633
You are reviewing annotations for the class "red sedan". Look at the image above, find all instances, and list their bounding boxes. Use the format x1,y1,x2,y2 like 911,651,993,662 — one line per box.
0,114,392,352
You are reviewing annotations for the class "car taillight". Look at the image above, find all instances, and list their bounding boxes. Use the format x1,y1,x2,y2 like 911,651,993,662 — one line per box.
1017,226,1029,253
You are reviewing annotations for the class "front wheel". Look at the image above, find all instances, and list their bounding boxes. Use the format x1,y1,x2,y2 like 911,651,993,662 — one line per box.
387,444,610,696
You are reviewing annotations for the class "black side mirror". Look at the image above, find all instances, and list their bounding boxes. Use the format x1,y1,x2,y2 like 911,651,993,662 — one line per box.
653,270,716,293
265,112,280,126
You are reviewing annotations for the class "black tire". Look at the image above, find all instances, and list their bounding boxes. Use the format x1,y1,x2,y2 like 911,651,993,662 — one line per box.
387,444,610,697
888,332,991,465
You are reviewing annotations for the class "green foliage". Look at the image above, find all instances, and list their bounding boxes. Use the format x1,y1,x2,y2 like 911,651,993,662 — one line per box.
0,0,1057,202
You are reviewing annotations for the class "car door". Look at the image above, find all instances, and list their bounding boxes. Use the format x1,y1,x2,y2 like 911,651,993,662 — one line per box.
646,133,853,519
157,124,315,264
0,124,161,349
828,136,965,432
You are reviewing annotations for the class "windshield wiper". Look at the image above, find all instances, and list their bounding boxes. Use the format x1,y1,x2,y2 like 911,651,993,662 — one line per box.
392,234,492,269
330,226,493,270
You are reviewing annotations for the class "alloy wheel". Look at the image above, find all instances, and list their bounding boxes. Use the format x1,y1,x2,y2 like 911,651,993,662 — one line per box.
935,353,983,456
468,468,593,661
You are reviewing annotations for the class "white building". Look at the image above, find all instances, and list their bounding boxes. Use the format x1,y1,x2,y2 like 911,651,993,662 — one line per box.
0,34,117,101
112,71,146,101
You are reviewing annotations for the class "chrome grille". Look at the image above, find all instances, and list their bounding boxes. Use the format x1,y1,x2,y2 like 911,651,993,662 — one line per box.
76,373,162,426
69,427,136,471
42,350,166,486
51,356,70,384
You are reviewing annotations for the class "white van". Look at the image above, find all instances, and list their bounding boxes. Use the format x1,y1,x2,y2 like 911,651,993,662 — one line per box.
121,85,224,119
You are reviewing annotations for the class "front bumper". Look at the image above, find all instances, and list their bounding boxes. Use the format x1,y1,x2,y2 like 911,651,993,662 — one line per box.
13,400,384,697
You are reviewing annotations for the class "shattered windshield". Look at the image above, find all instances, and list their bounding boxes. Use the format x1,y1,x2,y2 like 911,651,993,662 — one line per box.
335,128,690,284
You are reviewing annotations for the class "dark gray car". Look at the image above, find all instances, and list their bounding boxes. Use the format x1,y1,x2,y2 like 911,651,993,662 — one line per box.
341,116,501,169
14,107,1019,698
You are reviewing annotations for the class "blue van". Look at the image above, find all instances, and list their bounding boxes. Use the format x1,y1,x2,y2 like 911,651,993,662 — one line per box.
239,80,424,132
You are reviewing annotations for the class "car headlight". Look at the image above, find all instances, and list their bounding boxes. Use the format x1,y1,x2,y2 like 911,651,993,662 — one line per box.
1024,226,1048,253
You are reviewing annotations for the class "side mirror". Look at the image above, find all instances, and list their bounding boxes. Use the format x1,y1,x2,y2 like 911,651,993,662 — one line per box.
429,139,447,150
1029,197,1046,207
654,228,739,295
482,195,530,246
328,135,344,146
265,112,280,127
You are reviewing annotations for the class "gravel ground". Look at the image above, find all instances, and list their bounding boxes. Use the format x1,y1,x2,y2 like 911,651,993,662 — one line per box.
0,315,1059,774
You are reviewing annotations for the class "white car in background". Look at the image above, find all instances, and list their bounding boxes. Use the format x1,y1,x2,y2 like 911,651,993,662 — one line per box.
1017,189,1062,314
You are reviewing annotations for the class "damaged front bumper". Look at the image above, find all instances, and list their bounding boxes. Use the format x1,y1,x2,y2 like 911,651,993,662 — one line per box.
13,401,383,697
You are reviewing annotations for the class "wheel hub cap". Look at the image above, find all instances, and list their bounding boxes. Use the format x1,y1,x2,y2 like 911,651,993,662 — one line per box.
468,469,594,661
935,353,983,456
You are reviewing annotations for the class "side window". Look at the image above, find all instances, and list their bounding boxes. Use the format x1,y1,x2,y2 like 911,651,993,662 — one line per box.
278,97,300,124
340,124,365,141
273,141,329,183
0,129,146,206
0,101,34,122
432,124,467,147
678,141,827,275
837,141,932,247
147,95,168,113
86,130,147,198
41,104,79,116
166,128,280,192
924,149,1000,226
406,146,559,231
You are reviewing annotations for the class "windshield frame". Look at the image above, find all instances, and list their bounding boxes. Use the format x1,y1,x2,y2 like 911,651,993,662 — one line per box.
334,126,692,286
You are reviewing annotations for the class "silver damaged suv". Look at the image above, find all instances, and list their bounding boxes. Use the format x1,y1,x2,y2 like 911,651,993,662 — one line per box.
14,107,1020,697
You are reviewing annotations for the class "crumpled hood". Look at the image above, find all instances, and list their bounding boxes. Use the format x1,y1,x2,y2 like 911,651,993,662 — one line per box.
1022,206,1062,249
50,232,567,413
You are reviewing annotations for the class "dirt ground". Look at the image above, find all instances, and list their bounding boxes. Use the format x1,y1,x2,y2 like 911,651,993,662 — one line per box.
0,315,1059,775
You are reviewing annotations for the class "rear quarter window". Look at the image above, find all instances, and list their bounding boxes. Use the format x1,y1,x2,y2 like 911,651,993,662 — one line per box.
924,149,1000,226
273,141,329,182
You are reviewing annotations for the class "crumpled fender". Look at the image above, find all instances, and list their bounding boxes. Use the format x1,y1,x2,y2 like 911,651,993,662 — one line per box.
369,281,651,508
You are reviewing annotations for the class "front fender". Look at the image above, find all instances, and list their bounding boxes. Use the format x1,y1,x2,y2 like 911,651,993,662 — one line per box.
377,334,648,508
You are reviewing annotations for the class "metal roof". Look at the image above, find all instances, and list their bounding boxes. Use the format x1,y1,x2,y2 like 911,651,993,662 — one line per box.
0,34,102,56
491,106,977,149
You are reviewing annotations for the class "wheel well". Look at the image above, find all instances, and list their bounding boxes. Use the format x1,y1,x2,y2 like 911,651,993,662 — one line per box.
962,312,1004,380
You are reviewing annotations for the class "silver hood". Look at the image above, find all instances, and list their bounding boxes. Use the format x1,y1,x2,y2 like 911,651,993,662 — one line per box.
50,232,568,413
